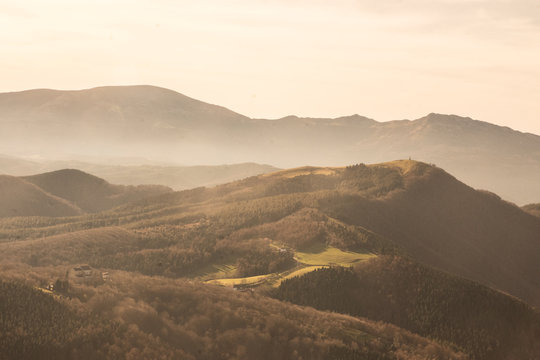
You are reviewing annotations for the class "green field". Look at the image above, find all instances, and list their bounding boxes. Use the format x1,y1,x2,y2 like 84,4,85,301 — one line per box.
204,245,376,288
295,246,376,266
193,263,238,281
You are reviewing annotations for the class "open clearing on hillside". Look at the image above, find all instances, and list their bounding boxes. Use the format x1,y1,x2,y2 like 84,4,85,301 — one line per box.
190,261,238,281
205,246,375,288
206,273,272,287
295,246,376,266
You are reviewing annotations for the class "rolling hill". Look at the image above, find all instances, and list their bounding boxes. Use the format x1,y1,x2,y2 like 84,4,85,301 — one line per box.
1,160,539,359
2,160,540,309
0,176,82,217
0,169,172,217
22,169,172,212
1,85,540,204
0,156,279,191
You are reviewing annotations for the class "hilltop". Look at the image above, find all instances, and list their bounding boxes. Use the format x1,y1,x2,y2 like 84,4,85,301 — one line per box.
0,176,82,217
1,86,540,204
0,169,171,216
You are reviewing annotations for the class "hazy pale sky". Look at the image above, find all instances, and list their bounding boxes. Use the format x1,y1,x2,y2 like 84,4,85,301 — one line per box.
1,0,540,134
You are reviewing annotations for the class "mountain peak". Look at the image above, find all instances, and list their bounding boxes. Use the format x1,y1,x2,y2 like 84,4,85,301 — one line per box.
422,113,473,122
333,114,377,125
24,168,108,188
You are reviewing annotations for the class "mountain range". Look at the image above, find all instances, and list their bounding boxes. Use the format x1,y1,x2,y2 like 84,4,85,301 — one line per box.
0,154,278,191
2,84,540,359
1,85,539,204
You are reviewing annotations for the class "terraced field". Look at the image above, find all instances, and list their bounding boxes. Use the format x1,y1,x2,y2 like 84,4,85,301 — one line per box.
190,261,238,281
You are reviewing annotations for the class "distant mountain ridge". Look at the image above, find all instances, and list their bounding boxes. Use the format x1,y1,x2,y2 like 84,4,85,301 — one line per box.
1,85,539,204
0,156,279,191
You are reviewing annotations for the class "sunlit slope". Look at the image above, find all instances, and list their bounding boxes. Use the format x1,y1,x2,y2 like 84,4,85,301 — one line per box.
2,160,540,307
206,245,375,287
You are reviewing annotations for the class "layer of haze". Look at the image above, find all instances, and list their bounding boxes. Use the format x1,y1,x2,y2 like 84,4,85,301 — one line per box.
1,0,540,134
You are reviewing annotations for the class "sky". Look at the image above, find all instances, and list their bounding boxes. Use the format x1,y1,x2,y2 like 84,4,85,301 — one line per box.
1,0,540,134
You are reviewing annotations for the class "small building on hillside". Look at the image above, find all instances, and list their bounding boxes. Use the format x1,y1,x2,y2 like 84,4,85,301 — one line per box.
73,267,84,277
80,265,92,276
73,265,93,277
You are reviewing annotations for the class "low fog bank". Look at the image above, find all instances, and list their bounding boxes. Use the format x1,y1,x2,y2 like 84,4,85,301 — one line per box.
0,153,279,191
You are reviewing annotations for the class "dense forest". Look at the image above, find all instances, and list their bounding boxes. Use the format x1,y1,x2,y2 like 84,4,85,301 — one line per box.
274,257,540,360
0,275,465,360
0,281,117,360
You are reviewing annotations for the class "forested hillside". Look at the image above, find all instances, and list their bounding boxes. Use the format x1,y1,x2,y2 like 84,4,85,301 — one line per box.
1,161,539,359
0,275,465,360
275,257,540,360
2,161,539,306
0,281,116,360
